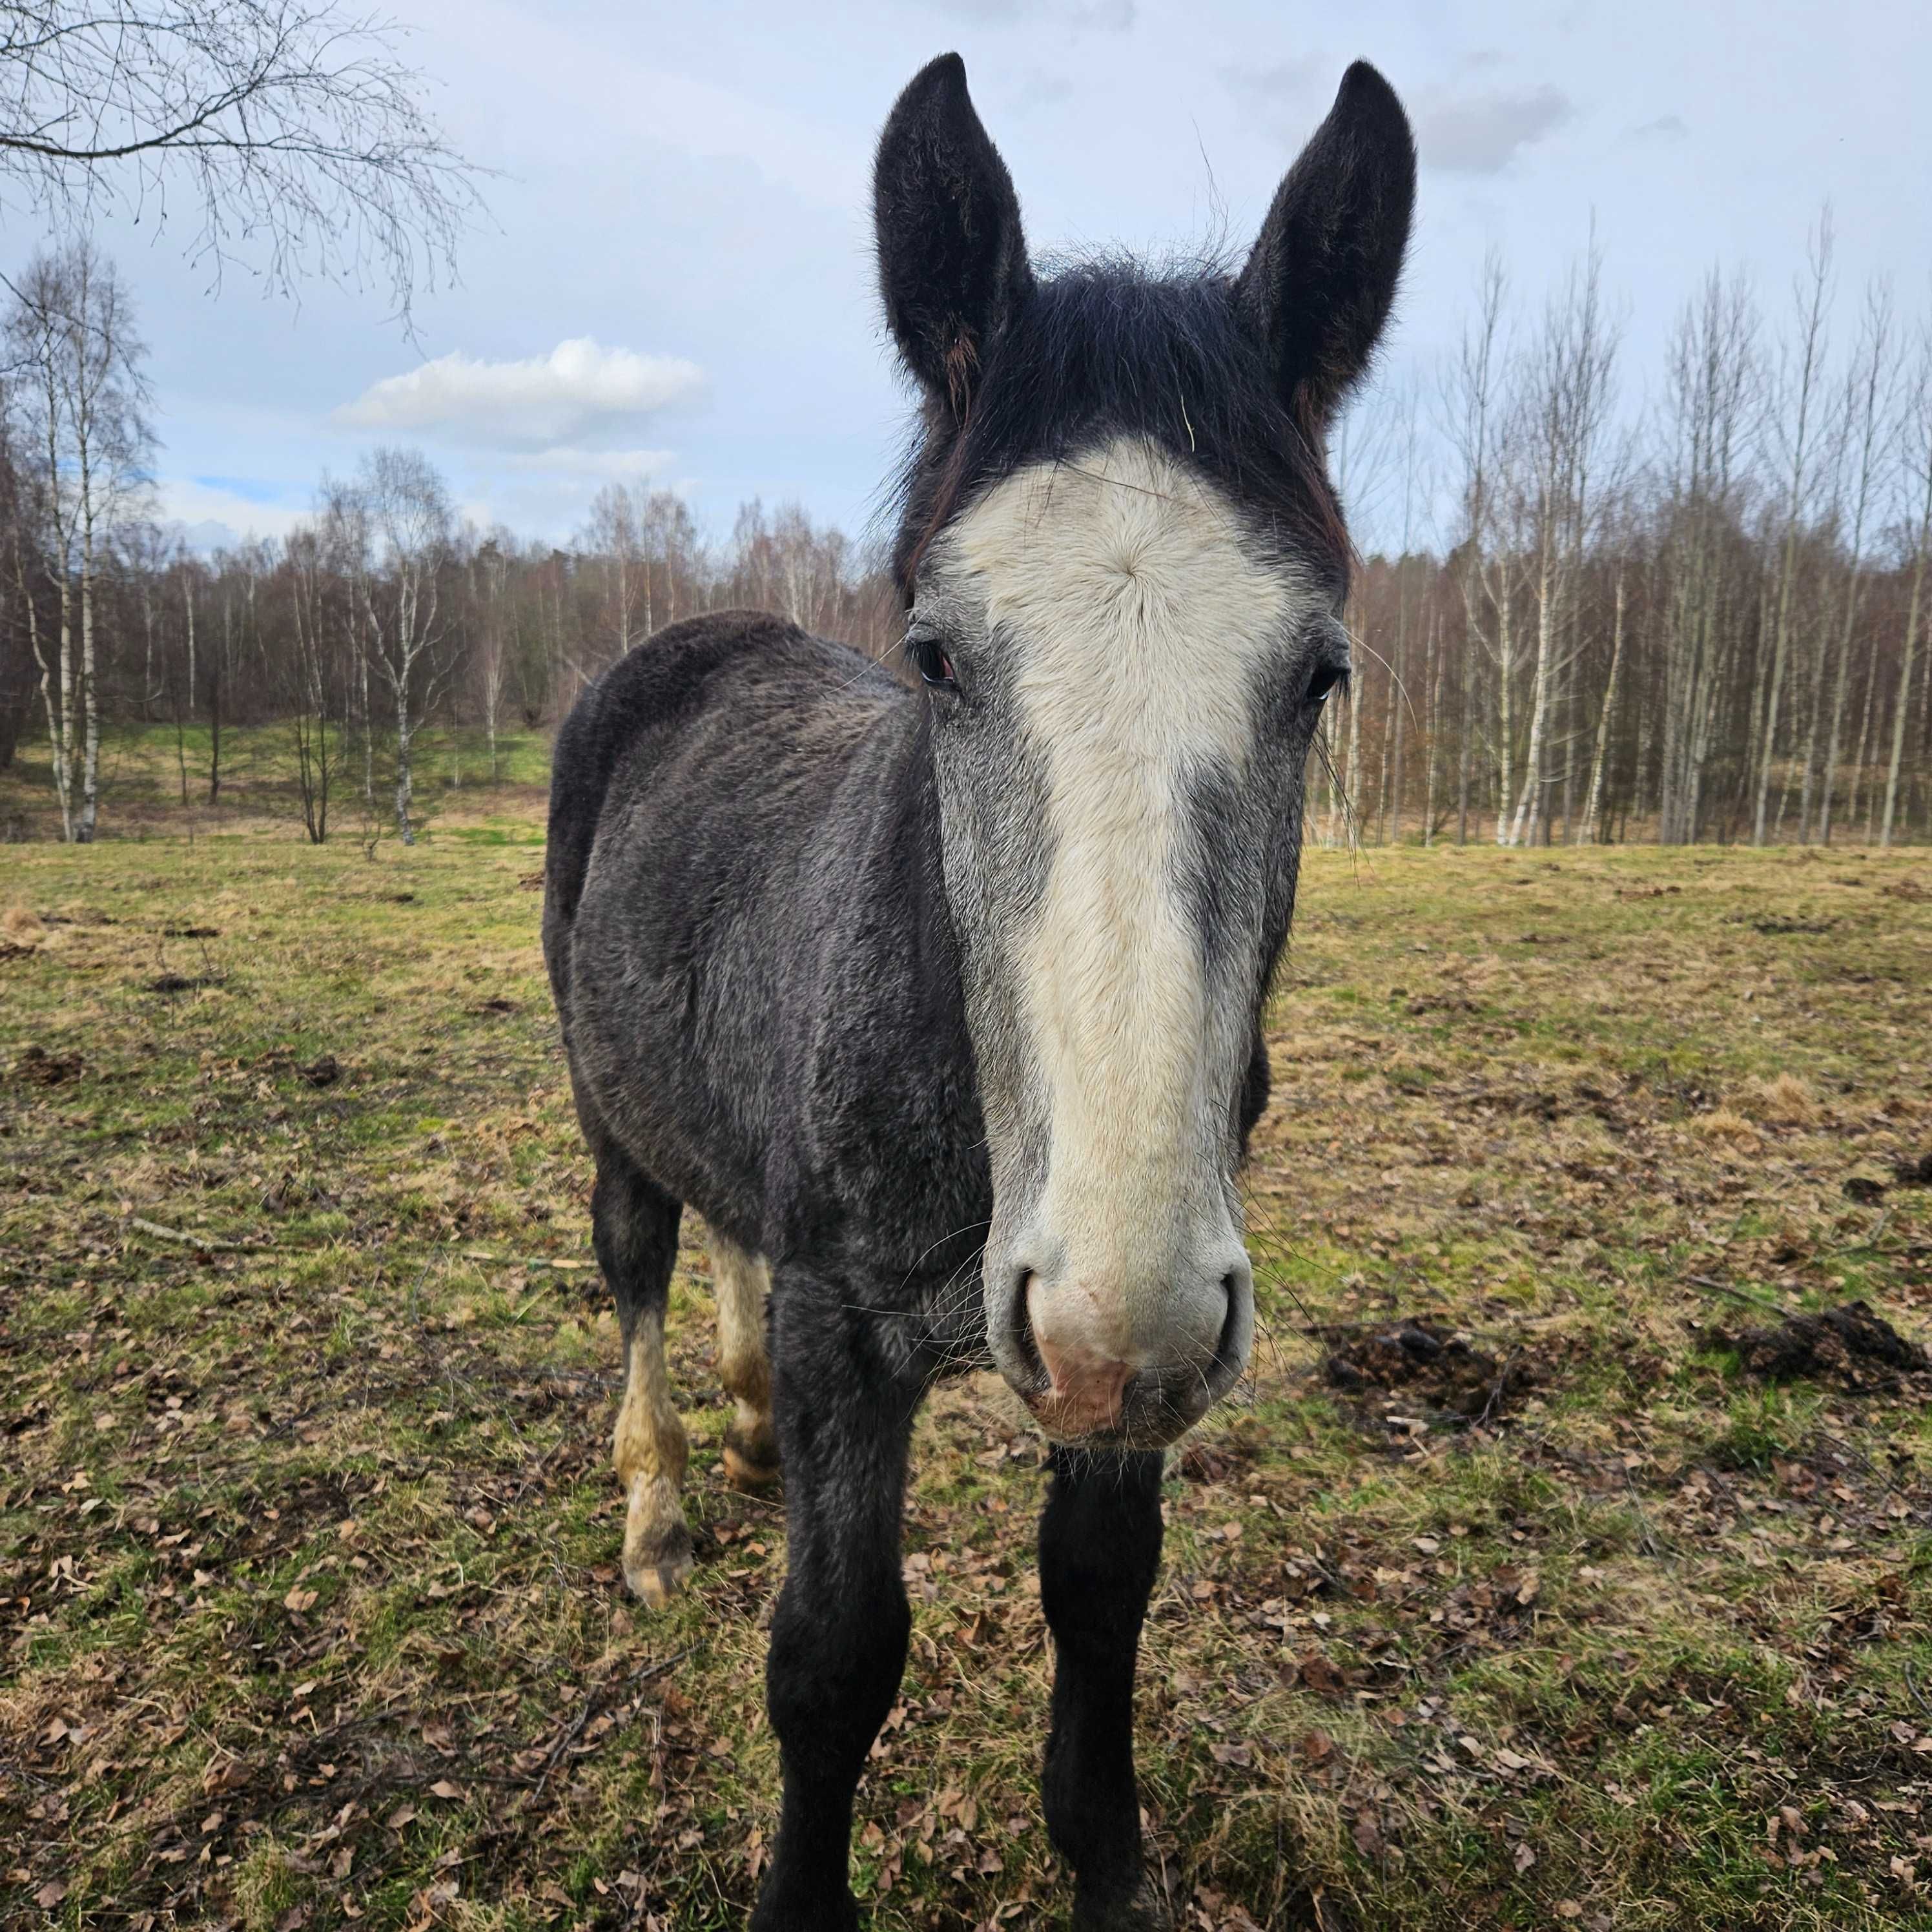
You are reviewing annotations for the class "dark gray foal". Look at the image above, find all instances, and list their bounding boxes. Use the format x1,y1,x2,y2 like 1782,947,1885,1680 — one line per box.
544,52,1414,1931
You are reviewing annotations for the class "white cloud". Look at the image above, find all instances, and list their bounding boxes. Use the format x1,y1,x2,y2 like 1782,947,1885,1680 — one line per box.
501,445,679,480
334,338,704,446
1222,56,1326,109
155,478,308,550
453,466,699,545
1415,84,1573,175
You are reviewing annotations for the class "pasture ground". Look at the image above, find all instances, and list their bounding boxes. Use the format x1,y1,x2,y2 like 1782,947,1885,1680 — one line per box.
4,787,1932,1932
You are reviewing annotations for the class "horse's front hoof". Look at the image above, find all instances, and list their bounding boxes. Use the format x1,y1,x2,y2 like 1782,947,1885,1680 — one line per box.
749,1877,858,1932
1072,1874,1173,1932
623,1521,695,1608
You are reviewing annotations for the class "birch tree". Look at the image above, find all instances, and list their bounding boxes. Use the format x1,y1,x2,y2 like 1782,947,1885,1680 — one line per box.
471,535,512,783
1580,562,1627,840
1501,243,1619,848
1657,269,1759,843
1814,287,1895,843
5,238,152,841
1327,375,1408,846
1753,215,1834,845
1882,322,1932,847
355,446,450,845
1439,256,1507,846
584,482,644,665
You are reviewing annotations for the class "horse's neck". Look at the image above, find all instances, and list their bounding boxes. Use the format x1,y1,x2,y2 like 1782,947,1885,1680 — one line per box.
803,694,971,1082
867,701,958,988
805,698,988,1261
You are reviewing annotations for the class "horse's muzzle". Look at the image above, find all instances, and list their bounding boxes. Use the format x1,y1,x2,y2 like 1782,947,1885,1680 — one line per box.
1006,1262,1253,1450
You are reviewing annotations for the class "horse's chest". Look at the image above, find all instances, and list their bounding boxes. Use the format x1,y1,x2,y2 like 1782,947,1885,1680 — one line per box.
898,1268,996,1384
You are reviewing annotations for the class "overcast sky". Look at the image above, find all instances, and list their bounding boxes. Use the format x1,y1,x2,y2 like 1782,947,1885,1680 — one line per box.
77,0,1932,558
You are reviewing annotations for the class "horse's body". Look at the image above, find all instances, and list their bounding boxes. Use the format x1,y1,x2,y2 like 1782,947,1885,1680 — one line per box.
546,611,992,1493
545,53,1414,1931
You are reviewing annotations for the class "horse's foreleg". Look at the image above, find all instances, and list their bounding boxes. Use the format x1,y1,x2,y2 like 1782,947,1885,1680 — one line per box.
1040,1446,1169,1929
752,1281,916,1932
709,1231,779,1488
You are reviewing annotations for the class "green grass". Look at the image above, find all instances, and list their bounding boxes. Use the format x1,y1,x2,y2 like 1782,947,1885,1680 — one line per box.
1,719,554,845
3,812,1931,1929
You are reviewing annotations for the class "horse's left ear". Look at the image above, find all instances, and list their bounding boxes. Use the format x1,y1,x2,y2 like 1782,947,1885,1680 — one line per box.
1235,61,1415,437
874,53,1033,416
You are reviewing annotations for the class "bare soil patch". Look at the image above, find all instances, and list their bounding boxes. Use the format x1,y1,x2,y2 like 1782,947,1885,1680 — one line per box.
1716,1299,1930,1392
1316,1317,1546,1424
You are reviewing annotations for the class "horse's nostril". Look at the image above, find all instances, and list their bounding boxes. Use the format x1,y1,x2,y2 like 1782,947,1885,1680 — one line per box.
1215,1269,1248,1375
1011,1269,1047,1386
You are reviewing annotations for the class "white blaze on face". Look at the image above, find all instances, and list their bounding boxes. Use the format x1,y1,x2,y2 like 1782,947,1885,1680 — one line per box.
949,437,1304,1352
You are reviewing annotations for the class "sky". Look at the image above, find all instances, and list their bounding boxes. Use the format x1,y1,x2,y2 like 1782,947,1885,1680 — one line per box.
64,0,1932,559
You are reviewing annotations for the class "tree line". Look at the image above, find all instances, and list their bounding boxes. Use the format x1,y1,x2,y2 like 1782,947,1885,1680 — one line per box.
3,221,1929,847
1325,224,1932,848
0,238,899,844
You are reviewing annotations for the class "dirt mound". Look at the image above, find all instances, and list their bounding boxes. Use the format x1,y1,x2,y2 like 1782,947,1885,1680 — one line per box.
14,1044,83,1085
1718,1300,1928,1392
1319,1318,1538,1424
145,972,224,994
1752,916,1836,936
1845,1154,1932,1201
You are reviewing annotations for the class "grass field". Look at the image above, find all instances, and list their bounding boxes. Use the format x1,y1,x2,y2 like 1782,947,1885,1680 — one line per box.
0,723,556,848
4,797,1932,1932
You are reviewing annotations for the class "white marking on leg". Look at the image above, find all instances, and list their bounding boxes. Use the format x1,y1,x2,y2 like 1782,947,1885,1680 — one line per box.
710,1231,777,1488
613,1308,692,1607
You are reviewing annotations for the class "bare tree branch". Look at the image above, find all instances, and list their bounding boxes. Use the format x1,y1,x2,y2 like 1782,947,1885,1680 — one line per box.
0,1,486,325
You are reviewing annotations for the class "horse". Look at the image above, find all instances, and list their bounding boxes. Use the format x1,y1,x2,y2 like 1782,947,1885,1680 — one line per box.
542,51,1414,1930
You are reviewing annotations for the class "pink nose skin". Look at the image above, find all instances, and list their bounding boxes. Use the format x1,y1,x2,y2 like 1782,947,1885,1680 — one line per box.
1026,1279,1135,1437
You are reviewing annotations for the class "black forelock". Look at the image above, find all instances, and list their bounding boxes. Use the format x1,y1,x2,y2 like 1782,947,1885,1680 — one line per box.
888,253,1352,604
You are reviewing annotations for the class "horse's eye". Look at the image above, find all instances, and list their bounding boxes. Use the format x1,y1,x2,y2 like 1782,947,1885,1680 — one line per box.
1306,659,1348,708
907,629,958,691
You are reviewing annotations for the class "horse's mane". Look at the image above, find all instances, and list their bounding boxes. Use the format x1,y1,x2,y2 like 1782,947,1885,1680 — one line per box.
885,250,1352,605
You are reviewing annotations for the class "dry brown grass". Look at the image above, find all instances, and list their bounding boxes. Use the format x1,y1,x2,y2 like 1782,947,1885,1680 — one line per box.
1692,1106,1765,1148
2,821,1931,1931
1748,1073,1823,1127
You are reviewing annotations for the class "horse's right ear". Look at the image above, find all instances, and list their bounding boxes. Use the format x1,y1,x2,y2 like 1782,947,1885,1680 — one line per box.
874,54,1033,417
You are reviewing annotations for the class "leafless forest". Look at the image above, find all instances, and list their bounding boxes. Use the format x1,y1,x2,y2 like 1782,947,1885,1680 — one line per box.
1328,227,1932,849
5,223,1931,848
0,241,897,845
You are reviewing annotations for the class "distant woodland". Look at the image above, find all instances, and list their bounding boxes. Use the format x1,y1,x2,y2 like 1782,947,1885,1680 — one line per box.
4,225,1930,848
